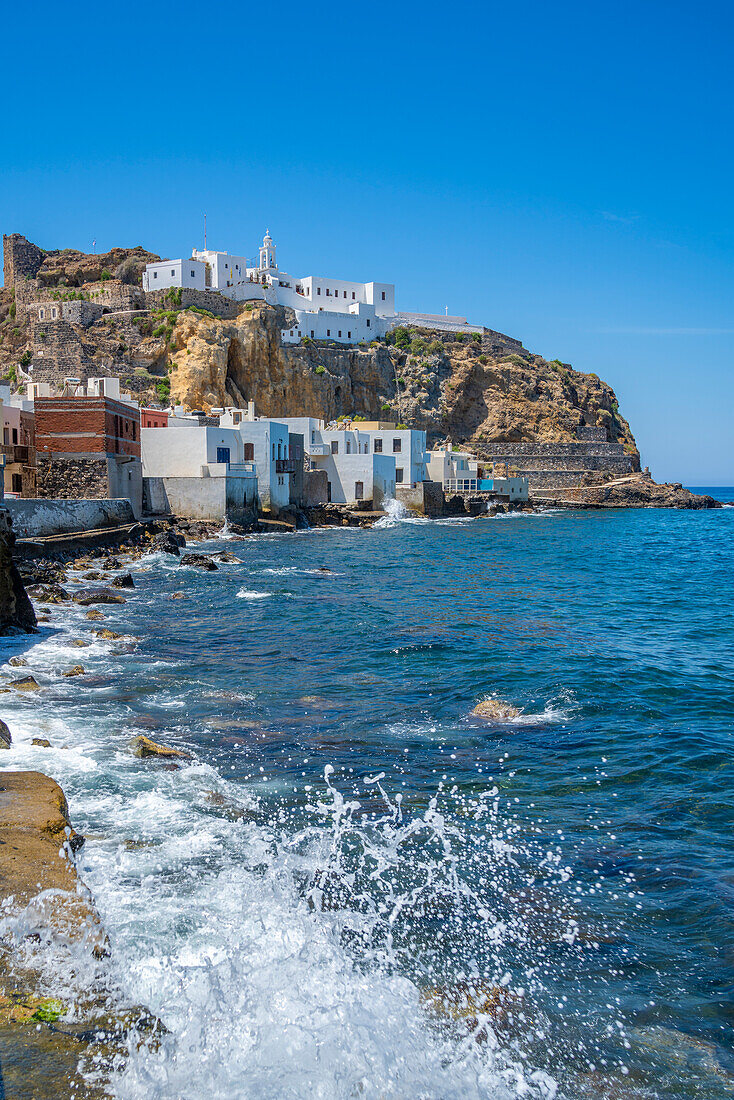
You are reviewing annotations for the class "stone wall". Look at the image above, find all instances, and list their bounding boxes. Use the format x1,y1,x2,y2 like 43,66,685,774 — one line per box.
2,234,45,288
145,287,242,320
472,439,635,489
396,480,445,516
35,456,109,500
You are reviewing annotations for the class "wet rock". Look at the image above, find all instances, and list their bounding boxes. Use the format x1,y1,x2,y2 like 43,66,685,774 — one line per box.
152,531,185,556
8,655,28,667
85,609,105,620
71,638,90,648
82,571,103,581
180,553,219,571
131,735,193,761
94,628,122,640
213,551,239,564
32,738,52,747
27,583,70,604
111,572,135,589
63,665,85,678
36,614,51,622
0,719,11,748
471,698,521,721
73,588,126,606
170,591,186,600
9,676,41,692
421,981,519,1037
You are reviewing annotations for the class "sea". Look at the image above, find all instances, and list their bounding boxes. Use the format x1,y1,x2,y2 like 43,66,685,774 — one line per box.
1,491,733,1099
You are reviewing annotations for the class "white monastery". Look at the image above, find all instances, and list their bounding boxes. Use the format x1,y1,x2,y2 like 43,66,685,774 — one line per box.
142,230,482,344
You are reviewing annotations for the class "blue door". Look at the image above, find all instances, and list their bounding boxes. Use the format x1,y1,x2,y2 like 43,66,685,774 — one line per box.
216,447,230,465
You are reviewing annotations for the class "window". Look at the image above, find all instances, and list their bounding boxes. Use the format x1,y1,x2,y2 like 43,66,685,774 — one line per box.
298,330,302,337
216,446,231,464
317,287,321,295
12,428,17,444
346,440,351,454
11,474,22,494
374,438,382,453
338,331,342,338
381,291,386,300
393,438,402,452
272,443,276,459
39,309,44,320
154,271,158,279
243,442,254,460
311,330,315,337
331,441,339,455
352,291,355,299
326,288,330,295
355,481,364,500
191,270,196,277
347,331,351,339
278,442,282,459
327,329,330,337
171,269,175,277
343,290,347,298
327,481,332,503
51,308,57,319
366,319,371,327
396,468,404,483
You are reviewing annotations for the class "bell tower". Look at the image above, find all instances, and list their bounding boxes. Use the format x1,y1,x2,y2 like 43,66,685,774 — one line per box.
259,230,276,271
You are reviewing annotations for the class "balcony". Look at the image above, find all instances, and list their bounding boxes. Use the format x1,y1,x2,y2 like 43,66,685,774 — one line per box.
275,458,296,474
226,462,257,476
1,444,31,465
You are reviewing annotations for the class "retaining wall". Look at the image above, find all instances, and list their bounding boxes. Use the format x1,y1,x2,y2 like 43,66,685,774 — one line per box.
7,498,135,538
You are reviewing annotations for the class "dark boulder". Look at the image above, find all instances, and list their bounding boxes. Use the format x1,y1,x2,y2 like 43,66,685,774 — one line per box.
26,582,70,604
0,719,11,748
180,554,219,571
72,588,126,606
111,573,135,589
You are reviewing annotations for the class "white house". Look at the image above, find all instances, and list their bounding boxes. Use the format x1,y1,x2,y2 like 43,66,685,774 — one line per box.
143,259,207,292
219,410,291,513
426,445,480,487
353,423,428,487
141,423,258,523
280,418,396,506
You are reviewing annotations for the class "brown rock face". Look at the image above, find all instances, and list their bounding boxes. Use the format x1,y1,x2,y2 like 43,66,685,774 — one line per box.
34,245,160,288
0,532,37,634
0,771,105,952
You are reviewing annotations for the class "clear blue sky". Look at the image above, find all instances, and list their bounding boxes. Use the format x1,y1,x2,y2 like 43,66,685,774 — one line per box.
2,1,732,483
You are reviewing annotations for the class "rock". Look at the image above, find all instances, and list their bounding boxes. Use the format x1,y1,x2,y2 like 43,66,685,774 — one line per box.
111,572,135,588
62,665,85,678
8,655,27,667
26,582,70,604
32,738,52,747
9,676,41,692
85,609,105,620
421,981,518,1036
73,588,126,606
70,638,89,647
471,698,521,720
94,628,122,640
170,591,186,600
0,719,11,748
131,735,193,761
0,770,105,952
213,551,239,564
82,570,103,581
152,531,185,556
180,553,219,571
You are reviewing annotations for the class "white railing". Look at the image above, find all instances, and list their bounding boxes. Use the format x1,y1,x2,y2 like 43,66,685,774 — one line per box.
227,462,257,476
445,477,479,493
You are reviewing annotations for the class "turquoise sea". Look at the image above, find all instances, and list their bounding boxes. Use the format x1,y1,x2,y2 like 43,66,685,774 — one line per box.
1,496,733,1098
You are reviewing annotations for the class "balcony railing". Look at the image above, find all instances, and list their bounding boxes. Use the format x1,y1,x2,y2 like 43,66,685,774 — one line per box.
226,462,257,476
1,444,31,465
275,458,296,474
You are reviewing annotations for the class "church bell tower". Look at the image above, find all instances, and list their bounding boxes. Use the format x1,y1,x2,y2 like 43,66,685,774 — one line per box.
259,230,276,271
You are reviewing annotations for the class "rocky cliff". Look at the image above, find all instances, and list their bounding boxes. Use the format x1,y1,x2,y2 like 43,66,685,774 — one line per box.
168,303,638,457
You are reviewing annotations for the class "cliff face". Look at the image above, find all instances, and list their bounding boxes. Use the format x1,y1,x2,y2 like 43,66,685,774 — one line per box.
169,305,638,459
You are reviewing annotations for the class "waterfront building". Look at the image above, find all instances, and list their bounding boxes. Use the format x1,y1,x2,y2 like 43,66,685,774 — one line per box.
279,417,397,506
0,385,36,497
34,382,143,516
218,409,293,512
141,422,257,523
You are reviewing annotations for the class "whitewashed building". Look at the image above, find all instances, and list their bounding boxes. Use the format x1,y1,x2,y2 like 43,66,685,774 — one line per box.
280,418,397,506
219,410,291,512
141,423,258,523
143,258,207,292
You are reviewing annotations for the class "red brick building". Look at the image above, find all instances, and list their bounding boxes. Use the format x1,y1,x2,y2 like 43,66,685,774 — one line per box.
141,407,170,429
33,396,142,515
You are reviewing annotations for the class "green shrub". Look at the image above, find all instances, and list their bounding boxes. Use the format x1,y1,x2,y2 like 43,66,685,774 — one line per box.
315,364,326,375
479,354,487,364
504,354,527,367
380,403,392,413
302,336,314,346
100,270,112,282
152,324,167,338
8,303,15,319
155,377,171,402
397,423,408,430
472,332,481,342
454,333,466,343
19,350,31,367
166,287,182,307
353,414,366,421
428,340,443,355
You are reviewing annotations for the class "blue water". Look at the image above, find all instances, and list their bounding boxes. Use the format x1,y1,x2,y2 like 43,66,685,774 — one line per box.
2,500,733,1098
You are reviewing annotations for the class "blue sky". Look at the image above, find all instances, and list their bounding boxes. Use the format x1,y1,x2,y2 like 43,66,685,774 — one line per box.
2,1,732,482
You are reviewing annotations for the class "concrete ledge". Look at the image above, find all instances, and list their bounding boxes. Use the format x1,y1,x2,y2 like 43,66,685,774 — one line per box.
6,498,135,538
